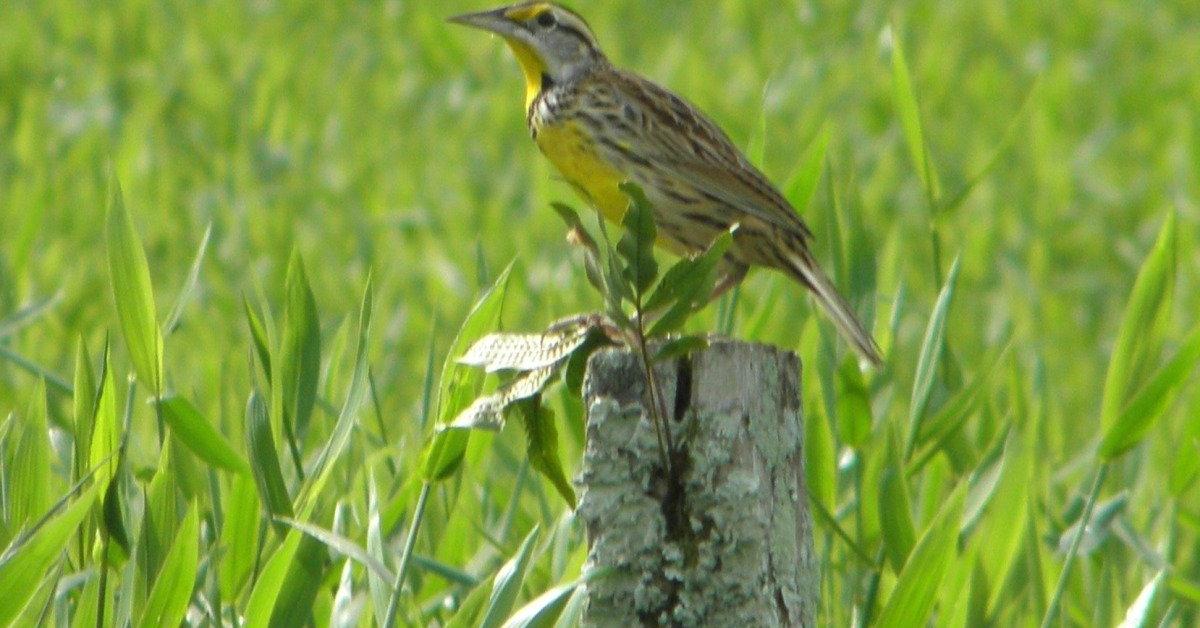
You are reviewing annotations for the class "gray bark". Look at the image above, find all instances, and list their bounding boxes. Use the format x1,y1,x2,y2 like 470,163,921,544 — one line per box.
576,340,817,627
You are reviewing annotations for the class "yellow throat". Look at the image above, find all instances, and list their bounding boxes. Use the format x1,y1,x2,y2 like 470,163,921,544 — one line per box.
503,38,548,110
501,37,633,230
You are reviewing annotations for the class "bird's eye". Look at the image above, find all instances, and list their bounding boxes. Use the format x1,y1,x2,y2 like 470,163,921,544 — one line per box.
535,11,557,28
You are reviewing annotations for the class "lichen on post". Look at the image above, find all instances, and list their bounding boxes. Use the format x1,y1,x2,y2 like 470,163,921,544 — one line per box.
576,339,817,627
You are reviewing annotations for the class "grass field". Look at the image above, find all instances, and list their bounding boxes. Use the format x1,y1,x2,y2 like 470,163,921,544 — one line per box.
2,0,1199,625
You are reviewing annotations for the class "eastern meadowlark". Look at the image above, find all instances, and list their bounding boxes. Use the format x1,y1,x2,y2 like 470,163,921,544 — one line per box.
450,2,884,366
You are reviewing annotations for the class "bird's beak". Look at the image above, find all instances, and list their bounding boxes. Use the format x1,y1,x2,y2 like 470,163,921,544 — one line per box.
447,8,518,37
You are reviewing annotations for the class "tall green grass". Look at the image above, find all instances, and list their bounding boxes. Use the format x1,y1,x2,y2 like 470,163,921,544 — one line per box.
1,0,1198,625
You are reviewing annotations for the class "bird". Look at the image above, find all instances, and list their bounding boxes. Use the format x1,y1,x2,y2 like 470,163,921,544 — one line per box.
449,1,883,366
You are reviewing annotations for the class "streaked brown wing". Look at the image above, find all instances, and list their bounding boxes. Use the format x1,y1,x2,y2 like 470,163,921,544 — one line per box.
605,69,814,241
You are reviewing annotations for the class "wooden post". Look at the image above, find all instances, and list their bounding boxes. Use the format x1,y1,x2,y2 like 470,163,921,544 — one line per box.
576,339,817,627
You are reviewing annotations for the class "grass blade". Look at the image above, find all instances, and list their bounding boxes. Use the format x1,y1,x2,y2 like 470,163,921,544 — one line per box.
875,482,966,627
89,344,120,493
1041,465,1109,627
479,525,541,628
424,262,514,481
1099,211,1176,429
280,249,322,439
105,175,163,394
162,223,212,337
1100,321,1200,459
277,516,395,582
0,484,100,626
157,395,251,474
784,125,830,213
219,472,260,599
879,430,917,572
5,380,52,539
245,391,293,533
905,255,961,458
1118,570,1164,628
137,502,199,628
294,278,373,515
889,24,941,203
243,533,301,628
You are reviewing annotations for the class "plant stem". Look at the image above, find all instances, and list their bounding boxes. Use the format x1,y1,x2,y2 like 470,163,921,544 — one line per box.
633,301,673,477
1040,463,1109,628
385,481,431,627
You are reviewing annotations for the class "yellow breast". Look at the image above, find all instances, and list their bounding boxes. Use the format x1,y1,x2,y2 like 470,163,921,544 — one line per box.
535,120,630,225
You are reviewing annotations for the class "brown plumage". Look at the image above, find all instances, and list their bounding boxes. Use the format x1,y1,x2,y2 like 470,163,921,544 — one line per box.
452,2,883,366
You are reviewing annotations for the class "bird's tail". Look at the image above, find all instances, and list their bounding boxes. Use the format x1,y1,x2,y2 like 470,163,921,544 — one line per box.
784,249,883,367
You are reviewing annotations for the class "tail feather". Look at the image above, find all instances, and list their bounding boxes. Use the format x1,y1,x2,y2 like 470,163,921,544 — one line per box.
786,251,883,367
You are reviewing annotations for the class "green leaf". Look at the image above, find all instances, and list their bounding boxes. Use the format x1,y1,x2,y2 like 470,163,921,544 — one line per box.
500,582,578,628
647,227,735,337
101,460,130,556
835,357,872,447
268,534,329,627
446,573,498,628
907,339,1010,471
277,517,395,583
889,25,941,202
294,278,373,514
105,176,163,393
72,338,96,487
279,249,322,439
89,344,120,493
162,223,212,336
219,472,261,599
479,525,541,628
961,429,1011,536
141,441,179,580
157,395,251,474
1169,434,1200,496
785,126,830,213
244,532,301,628
803,397,836,518
879,431,917,573
616,182,658,294
503,566,609,628
1099,211,1177,434
243,295,274,383
5,380,52,537
553,586,588,628
875,483,966,627
245,391,293,533
1119,570,1164,628
516,398,576,508
1100,302,1197,460
366,479,390,628
592,216,632,324
0,484,100,626
137,502,199,628
424,263,514,481
905,255,961,458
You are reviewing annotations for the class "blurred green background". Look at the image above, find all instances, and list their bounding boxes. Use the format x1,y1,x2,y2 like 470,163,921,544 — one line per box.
2,0,1198,624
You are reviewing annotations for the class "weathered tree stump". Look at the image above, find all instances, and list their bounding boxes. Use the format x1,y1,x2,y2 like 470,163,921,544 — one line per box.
576,339,817,627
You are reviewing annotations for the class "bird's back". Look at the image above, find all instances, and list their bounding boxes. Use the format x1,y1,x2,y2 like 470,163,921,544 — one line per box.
530,64,815,260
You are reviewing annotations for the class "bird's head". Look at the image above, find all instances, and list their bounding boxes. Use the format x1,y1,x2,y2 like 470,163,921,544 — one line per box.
450,2,605,106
